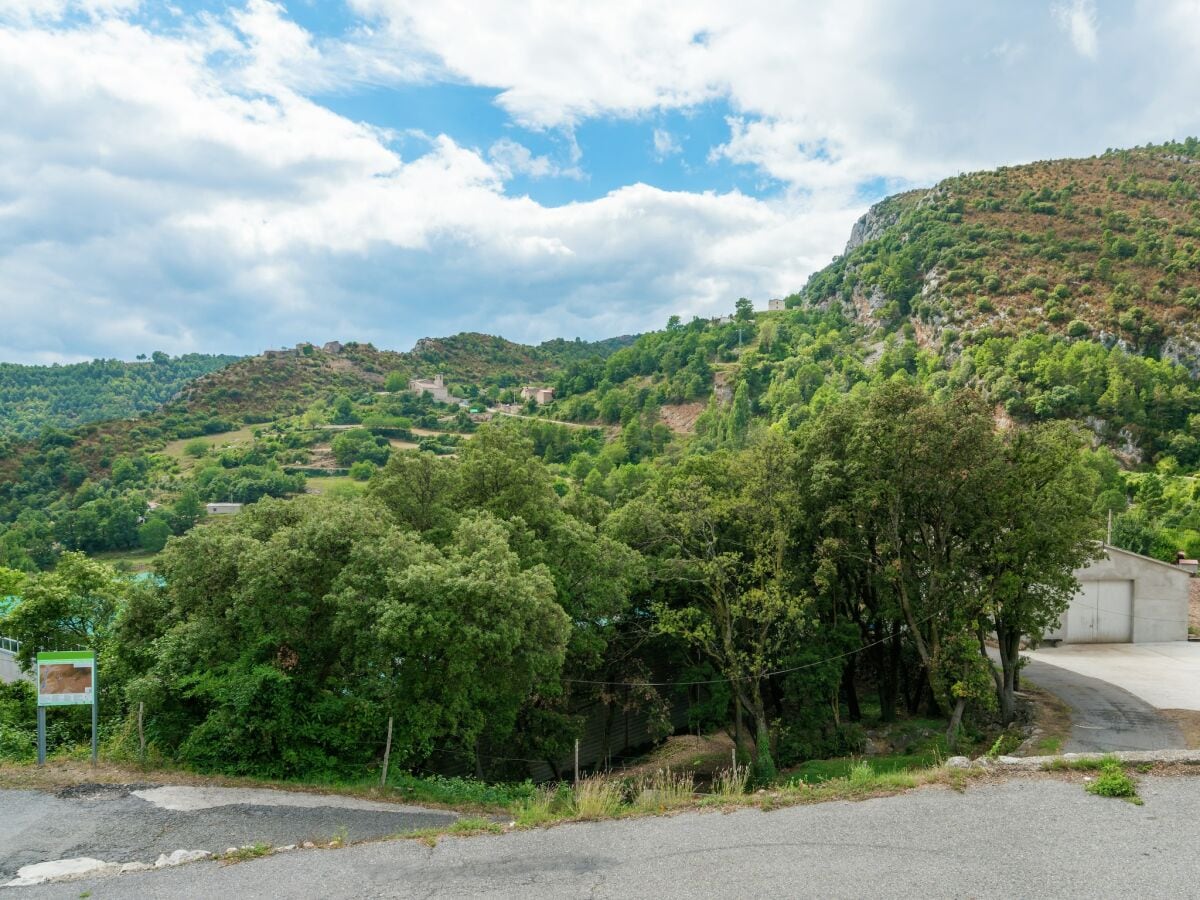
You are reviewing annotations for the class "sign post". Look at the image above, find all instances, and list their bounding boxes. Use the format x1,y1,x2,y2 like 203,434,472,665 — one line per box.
35,651,97,768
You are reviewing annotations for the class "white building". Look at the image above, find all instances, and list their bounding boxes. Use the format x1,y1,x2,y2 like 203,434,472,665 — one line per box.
409,373,454,404
1044,544,1191,644
206,502,244,516
768,298,785,311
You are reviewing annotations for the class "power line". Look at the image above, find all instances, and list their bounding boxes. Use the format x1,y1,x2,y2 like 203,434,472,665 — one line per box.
561,606,947,689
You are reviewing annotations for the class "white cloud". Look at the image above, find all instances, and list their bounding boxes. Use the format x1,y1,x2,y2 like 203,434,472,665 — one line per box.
652,128,681,161
0,7,853,362
1052,0,1099,59
4,1,1200,362
0,0,138,22
487,138,581,181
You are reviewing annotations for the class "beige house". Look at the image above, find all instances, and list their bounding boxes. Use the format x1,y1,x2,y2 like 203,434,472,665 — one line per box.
1044,544,1191,644
768,298,785,311
520,386,555,405
409,373,454,403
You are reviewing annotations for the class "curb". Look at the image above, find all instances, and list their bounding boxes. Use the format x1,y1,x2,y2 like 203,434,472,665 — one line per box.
946,749,1200,770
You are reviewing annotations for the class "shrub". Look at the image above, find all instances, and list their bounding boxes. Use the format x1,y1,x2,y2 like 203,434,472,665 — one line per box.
1086,762,1141,804
1067,319,1090,337
184,439,209,458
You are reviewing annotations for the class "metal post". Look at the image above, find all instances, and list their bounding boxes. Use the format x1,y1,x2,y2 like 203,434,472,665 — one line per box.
574,738,580,787
91,656,98,768
380,716,394,789
138,702,145,765
37,706,46,767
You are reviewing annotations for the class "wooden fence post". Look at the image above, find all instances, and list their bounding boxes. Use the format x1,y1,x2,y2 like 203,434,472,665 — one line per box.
380,716,394,789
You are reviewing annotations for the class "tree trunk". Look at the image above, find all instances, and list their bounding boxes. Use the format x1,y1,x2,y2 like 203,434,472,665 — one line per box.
995,624,1021,724
945,697,966,750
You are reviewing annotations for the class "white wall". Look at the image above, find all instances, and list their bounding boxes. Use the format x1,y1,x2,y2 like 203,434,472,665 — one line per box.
1044,546,1190,643
0,648,28,684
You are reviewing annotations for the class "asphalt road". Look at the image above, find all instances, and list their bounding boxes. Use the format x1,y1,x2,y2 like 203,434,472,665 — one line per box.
1021,656,1186,752
10,776,1200,899
0,784,456,883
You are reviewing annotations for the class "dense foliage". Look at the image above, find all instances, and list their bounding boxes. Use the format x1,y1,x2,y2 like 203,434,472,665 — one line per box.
0,353,239,439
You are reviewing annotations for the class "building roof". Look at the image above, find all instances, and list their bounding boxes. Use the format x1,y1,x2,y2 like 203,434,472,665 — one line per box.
1087,543,1194,577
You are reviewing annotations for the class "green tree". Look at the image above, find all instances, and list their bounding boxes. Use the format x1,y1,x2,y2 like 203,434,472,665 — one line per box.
138,517,171,553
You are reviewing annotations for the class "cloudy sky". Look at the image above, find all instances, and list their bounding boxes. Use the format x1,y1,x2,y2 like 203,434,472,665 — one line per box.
3,0,1200,362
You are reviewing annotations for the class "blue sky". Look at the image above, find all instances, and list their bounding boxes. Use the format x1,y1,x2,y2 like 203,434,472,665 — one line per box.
2,0,1200,363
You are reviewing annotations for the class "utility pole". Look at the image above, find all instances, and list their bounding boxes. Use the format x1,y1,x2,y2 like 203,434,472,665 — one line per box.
1107,509,1112,545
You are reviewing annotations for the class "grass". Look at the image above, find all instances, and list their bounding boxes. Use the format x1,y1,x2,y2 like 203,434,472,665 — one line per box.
572,776,624,820
221,843,272,863
400,817,503,847
304,475,364,497
787,751,937,784
1042,754,1122,772
629,768,696,813
89,549,160,574
1035,736,1064,755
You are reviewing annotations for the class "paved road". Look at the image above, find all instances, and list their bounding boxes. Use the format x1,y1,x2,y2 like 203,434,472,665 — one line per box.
0,784,456,883
10,777,1200,898
1021,656,1185,752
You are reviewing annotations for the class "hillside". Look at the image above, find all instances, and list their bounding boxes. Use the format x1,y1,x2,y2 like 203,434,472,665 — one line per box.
797,139,1200,367
0,332,632,569
0,353,240,439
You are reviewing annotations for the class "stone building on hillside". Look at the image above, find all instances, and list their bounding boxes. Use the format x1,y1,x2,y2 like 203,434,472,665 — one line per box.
410,373,455,403
520,386,555,405
323,341,343,353
768,298,785,311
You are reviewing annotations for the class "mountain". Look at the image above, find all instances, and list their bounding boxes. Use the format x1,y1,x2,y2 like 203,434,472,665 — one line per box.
796,139,1200,369
0,332,636,568
0,354,240,439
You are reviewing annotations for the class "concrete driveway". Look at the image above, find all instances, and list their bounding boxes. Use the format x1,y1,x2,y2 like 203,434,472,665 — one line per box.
1026,642,1200,711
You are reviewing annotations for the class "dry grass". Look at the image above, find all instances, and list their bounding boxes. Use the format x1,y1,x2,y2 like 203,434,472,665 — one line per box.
572,777,624,820
629,769,696,813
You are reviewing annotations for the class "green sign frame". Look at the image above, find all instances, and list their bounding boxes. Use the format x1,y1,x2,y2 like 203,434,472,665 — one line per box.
36,650,95,707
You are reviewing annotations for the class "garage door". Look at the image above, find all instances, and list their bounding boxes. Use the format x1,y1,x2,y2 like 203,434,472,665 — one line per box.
1067,580,1133,643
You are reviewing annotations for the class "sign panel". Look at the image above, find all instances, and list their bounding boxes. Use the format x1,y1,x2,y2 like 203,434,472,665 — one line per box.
36,651,94,707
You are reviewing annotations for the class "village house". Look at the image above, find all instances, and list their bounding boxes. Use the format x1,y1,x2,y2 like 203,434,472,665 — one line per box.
520,386,555,405
205,502,244,516
409,373,454,403
768,298,785,311
322,340,343,354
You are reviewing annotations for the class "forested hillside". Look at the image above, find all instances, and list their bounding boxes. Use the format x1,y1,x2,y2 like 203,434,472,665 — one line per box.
0,353,240,439
799,139,1200,363
2,142,1199,795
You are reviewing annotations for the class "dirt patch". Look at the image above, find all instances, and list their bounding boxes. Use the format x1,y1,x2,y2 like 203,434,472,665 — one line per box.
658,402,706,435
1161,710,1200,749
1017,684,1073,756
613,733,734,780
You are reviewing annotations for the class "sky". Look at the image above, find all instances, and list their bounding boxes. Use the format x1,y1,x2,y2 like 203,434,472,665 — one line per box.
3,1,1200,362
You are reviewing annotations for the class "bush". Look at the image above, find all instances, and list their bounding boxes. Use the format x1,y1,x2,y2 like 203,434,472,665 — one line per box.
348,461,377,481
1067,319,1090,337
1086,762,1141,803
184,439,209,458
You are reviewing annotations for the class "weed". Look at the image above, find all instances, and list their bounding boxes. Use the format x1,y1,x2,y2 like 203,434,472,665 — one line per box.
572,776,624,820
1035,736,1063,755
1043,754,1120,772
514,785,571,827
329,825,349,848
448,817,503,835
711,763,750,799
986,732,1022,758
1086,763,1142,805
630,769,695,813
222,843,272,863
1135,763,1154,774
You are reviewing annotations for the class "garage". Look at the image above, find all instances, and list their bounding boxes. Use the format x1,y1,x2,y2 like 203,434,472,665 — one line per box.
1044,545,1191,644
